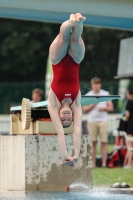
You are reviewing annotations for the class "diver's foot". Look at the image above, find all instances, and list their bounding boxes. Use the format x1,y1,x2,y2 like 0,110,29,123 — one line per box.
75,13,86,24
68,14,79,26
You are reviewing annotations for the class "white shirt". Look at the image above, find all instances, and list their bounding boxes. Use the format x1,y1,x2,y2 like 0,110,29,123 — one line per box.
85,89,109,122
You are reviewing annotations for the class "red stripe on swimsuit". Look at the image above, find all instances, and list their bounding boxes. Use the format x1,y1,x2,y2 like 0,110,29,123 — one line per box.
51,53,80,105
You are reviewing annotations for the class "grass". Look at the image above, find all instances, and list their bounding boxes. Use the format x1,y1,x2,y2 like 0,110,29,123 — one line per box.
93,167,133,186
94,144,133,187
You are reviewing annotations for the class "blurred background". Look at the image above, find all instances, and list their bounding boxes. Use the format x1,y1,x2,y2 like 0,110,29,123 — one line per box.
0,18,133,113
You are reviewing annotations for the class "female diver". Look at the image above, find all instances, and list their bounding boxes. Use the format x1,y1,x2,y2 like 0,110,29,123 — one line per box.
48,13,86,166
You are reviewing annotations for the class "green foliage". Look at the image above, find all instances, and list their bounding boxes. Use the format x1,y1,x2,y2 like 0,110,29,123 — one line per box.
0,18,60,82
81,27,133,81
93,167,133,186
0,18,133,82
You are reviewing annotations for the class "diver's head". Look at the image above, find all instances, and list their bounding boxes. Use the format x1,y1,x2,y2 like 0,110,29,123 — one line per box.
59,106,73,128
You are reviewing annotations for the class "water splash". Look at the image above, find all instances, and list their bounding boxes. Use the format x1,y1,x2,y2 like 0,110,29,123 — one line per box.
70,183,91,191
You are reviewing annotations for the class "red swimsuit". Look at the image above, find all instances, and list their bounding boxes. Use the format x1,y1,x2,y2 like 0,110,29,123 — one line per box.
51,53,80,105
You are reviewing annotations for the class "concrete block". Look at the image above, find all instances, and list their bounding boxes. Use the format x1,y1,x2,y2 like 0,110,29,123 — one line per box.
0,135,92,191
0,135,25,190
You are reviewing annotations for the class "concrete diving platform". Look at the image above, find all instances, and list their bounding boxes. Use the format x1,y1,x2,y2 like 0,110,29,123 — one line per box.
0,135,92,191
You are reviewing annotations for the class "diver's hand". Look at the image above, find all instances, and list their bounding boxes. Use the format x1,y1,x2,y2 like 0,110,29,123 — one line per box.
61,156,76,166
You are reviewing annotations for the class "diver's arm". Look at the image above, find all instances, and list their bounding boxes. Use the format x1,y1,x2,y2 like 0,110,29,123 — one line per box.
48,89,68,159
72,91,82,158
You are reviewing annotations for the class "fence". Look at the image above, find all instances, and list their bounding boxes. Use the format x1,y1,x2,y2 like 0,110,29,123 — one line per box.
0,80,121,114
0,80,133,114
0,114,121,145
0,81,45,114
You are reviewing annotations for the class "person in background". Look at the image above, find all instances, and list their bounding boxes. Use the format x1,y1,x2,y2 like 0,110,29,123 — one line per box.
31,88,44,103
83,77,114,168
124,87,133,168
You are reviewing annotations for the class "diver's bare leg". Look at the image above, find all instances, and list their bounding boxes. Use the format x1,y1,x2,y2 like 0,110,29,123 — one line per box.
49,14,79,64
68,14,86,162
68,13,86,63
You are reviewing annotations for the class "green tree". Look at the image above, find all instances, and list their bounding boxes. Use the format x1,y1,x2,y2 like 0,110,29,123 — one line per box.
81,27,133,81
0,19,60,82
0,18,132,82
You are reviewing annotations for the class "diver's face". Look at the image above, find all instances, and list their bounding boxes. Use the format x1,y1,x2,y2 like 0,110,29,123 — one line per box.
59,107,73,127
